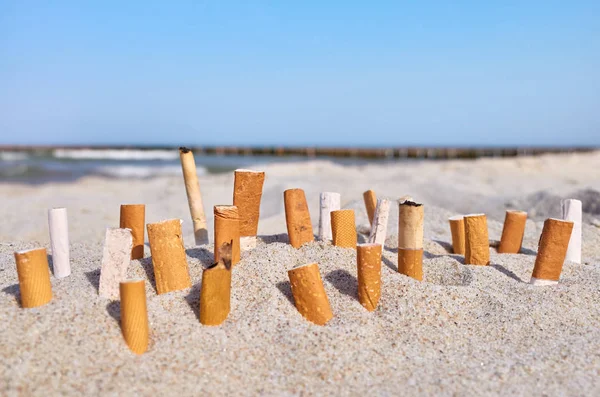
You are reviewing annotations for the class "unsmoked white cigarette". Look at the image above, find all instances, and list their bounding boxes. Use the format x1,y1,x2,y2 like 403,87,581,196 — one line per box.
448,215,465,255
146,219,192,294
464,214,490,265
214,205,240,265
357,243,382,311
498,210,527,254
233,169,265,250
331,209,357,248
284,189,314,248
398,248,424,281
288,263,333,325
561,199,582,264
120,204,145,259
99,228,133,300
200,243,233,326
48,207,70,278
368,198,390,247
318,192,341,241
398,201,424,249
530,218,574,285
119,279,149,354
14,248,53,308
179,147,208,245
363,190,377,226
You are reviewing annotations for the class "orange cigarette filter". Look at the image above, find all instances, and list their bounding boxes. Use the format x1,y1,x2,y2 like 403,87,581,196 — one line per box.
498,210,527,254
233,169,265,238
120,204,146,259
288,263,333,325
398,201,424,249
464,214,490,266
531,218,574,281
448,215,465,255
284,189,314,248
330,209,357,248
357,243,382,311
119,279,149,354
146,219,192,294
14,248,52,308
398,248,424,281
213,205,240,265
363,190,377,226
199,243,233,326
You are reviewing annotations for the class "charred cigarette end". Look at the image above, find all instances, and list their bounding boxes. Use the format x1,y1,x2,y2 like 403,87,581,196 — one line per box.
14,248,53,308
200,243,232,326
464,214,490,266
357,243,382,311
401,200,423,207
448,215,466,255
398,248,424,281
284,189,314,248
363,190,377,226
531,218,573,284
288,263,333,325
179,146,191,153
498,210,527,254
119,279,149,354
214,205,240,265
120,204,146,259
330,209,357,248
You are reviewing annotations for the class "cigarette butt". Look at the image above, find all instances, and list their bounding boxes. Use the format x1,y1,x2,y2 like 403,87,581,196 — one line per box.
284,189,314,248
561,199,582,264
530,218,574,284
119,279,149,354
318,192,341,241
146,219,192,294
363,190,377,226
200,242,233,326
368,199,390,247
330,209,357,248
48,207,70,278
448,215,465,255
398,201,424,249
99,228,133,300
498,210,527,254
233,169,265,250
398,248,424,281
214,205,240,265
120,204,145,259
464,214,490,265
179,147,209,245
357,243,382,311
14,248,52,308
287,263,333,325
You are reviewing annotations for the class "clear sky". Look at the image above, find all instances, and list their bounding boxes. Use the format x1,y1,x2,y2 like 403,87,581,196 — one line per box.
1,1,599,146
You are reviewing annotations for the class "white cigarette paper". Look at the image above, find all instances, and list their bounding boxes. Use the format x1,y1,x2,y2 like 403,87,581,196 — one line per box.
99,228,133,299
368,198,390,246
561,199,582,264
318,192,341,241
48,207,71,278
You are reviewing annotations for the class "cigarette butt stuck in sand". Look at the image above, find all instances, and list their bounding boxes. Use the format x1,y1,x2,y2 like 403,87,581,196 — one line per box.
530,218,574,285
146,219,192,294
233,169,265,250
48,207,70,278
199,242,233,326
398,248,424,281
288,263,333,325
464,214,490,266
99,228,133,300
357,243,382,311
119,279,149,354
561,199,582,264
179,147,209,246
448,215,465,255
368,199,390,247
331,209,357,248
214,205,240,265
498,210,527,254
318,192,341,241
119,204,145,259
284,189,314,248
363,190,377,226
398,201,424,249
14,248,53,308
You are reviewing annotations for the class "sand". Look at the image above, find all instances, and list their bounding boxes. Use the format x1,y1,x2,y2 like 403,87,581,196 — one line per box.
1,152,600,395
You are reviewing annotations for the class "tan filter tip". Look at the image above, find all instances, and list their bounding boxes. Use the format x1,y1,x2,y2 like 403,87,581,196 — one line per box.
120,204,146,259
213,205,241,265
357,243,382,311
398,248,424,281
14,248,53,308
330,209,357,248
199,243,233,326
448,215,465,255
531,218,574,282
498,210,527,254
363,190,377,226
283,189,314,248
119,279,149,354
288,263,333,325
464,213,490,266
233,169,266,239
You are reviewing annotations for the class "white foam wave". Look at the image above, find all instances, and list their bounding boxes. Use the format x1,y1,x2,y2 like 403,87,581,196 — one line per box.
0,151,29,161
93,165,205,178
53,149,179,160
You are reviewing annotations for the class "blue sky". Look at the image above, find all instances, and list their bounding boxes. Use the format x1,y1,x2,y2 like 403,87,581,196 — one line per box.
1,1,599,146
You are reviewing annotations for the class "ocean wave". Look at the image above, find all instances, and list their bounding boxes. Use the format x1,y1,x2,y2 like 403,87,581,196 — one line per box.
53,149,179,160
92,165,204,178
0,151,29,161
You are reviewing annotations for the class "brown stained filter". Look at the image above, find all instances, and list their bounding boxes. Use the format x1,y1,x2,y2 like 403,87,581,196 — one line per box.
448,216,465,255
398,248,424,281
119,279,149,354
283,189,314,248
532,218,574,281
363,190,377,226
330,209,357,248
146,219,192,294
14,248,52,308
357,243,382,311
199,243,233,326
498,210,528,254
398,201,424,249
464,214,490,266
233,169,265,238
213,205,240,265
120,204,145,259
288,263,333,325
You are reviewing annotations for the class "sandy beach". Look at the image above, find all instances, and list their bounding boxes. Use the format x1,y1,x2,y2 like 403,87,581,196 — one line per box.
1,151,600,395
